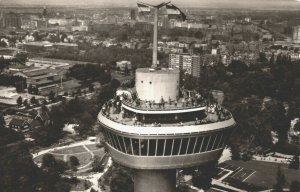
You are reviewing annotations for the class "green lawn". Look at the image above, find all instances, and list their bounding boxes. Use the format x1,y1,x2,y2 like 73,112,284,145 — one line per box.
34,145,106,172
34,153,65,164
92,148,105,157
51,146,87,154
85,144,101,151
225,160,300,188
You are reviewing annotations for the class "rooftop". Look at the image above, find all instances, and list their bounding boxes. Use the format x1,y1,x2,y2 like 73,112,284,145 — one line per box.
24,41,53,47
54,42,78,47
136,68,180,74
28,57,99,65
21,69,50,77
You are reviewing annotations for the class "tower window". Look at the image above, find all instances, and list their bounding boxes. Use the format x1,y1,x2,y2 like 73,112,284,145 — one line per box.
149,81,152,84
164,139,173,156
172,139,181,155
148,139,156,156
187,137,197,154
141,81,143,83
179,138,189,155
201,135,210,152
157,139,165,156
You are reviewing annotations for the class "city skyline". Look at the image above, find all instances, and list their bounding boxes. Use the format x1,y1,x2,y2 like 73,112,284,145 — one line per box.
1,0,300,9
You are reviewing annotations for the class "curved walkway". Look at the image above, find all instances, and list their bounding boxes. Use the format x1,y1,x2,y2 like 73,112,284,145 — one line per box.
32,139,113,192
74,158,112,192
32,139,97,159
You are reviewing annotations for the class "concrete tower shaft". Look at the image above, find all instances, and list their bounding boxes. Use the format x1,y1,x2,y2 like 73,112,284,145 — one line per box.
134,170,176,192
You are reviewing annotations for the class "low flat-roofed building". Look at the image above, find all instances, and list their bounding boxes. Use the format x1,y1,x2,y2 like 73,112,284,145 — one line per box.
53,42,78,52
23,41,53,53
8,64,30,73
26,57,71,70
0,86,18,105
14,68,60,90
26,57,101,69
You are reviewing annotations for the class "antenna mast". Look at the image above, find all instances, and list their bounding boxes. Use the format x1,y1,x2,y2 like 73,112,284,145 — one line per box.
137,1,170,68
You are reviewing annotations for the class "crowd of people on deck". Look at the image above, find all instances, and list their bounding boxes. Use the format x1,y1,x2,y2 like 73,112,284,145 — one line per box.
121,91,207,110
101,90,231,127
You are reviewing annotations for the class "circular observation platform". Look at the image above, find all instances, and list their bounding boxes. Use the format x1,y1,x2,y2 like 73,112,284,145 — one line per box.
98,99,235,169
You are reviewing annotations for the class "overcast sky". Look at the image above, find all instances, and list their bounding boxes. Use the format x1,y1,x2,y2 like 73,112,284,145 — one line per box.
1,0,300,8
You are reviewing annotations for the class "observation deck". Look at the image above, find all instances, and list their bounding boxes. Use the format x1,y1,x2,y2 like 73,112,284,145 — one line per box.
121,97,207,114
99,99,234,135
98,96,235,169
98,67,236,170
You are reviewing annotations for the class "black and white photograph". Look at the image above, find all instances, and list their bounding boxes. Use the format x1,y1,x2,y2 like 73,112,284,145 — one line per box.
0,0,300,191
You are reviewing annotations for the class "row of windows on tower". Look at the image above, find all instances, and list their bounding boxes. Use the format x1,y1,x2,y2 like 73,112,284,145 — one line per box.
102,129,232,156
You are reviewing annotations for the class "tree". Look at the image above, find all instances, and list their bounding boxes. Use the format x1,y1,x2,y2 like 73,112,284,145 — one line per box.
60,33,67,42
194,31,203,39
177,184,190,192
270,53,275,65
17,96,22,106
32,87,39,95
88,84,94,92
90,188,98,192
0,40,7,47
69,177,80,186
76,89,82,96
48,90,55,101
0,143,38,192
273,166,285,192
227,60,248,75
15,52,28,63
294,121,300,132
0,131,71,192
0,113,5,129
30,96,37,105
32,123,63,146
42,153,57,172
27,84,33,94
69,156,80,171
75,111,94,136
91,155,105,172
289,155,299,169
290,181,300,192
23,99,29,108
192,162,218,190
96,85,115,107
124,66,130,76
42,153,68,174
110,166,133,192
32,31,41,41
272,104,290,144
111,79,120,89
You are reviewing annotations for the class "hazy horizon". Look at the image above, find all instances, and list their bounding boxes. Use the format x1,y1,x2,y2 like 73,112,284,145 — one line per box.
1,0,300,9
